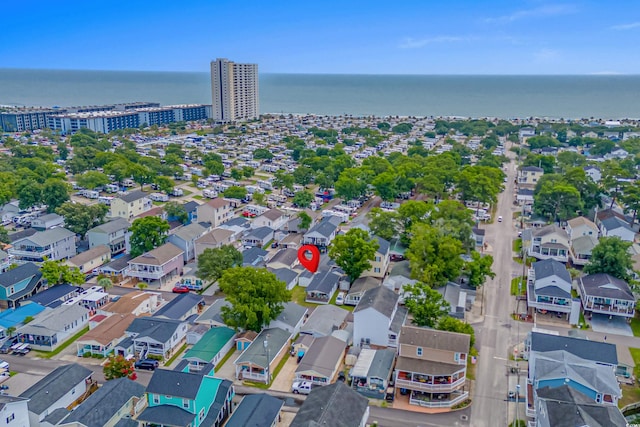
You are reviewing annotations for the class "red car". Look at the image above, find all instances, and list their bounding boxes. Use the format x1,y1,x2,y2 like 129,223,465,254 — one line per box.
172,285,190,293
390,254,405,262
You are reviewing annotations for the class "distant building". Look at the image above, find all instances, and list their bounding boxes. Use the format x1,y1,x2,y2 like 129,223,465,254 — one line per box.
210,58,259,122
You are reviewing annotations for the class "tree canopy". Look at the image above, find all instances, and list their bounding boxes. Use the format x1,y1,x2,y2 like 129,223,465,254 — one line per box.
219,267,290,332
129,216,170,258
103,354,137,381
56,202,109,237
41,260,85,286
328,228,379,283
197,245,243,285
584,236,635,281
404,281,450,327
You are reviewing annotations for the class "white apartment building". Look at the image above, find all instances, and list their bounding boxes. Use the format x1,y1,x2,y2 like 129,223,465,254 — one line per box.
210,58,259,122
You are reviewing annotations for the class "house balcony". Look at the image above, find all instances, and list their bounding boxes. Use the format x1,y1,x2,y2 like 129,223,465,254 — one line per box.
583,301,634,318
10,246,53,261
528,246,568,262
408,390,468,408
302,237,328,248
128,266,165,280
569,251,591,266
396,372,466,393
305,293,330,304
527,289,572,314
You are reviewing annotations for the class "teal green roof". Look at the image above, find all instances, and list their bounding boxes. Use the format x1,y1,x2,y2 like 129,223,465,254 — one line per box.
184,327,236,363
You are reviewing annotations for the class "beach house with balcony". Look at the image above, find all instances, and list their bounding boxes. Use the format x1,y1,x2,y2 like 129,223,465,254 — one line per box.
108,190,152,220
353,285,407,348
527,224,570,263
9,227,76,263
394,326,470,409
527,259,581,324
87,217,130,256
196,198,233,228
302,216,341,250
518,166,544,189
127,243,184,287
577,273,635,320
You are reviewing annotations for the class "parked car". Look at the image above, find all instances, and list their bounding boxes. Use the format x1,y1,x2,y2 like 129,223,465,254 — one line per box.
292,381,316,395
172,285,190,294
135,359,159,370
498,215,503,222
335,292,345,306
390,254,405,262
0,338,17,354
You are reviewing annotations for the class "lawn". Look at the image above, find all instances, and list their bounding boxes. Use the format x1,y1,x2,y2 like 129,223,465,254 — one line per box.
329,290,354,312
510,276,526,296
192,195,203,200
619,383,640,408
291,286,315,308
165,343,187,366
631,318,640,338
512,238,522,254
35,325,90,359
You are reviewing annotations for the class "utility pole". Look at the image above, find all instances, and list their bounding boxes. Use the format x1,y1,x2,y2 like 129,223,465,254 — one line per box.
263,334,270,385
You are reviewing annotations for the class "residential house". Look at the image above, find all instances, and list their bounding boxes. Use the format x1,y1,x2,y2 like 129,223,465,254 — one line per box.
224,394,284,427
154,293,204,321
55,377,146,427
87,217,130,256
516,188,535,206
26,284,81,309
0,250,10,273
0,396,30,427
266,248,299,270
253,208,288,230
97,254,132,282
137,364,234,427
535,385,626,427
196,198,233,228
294,336,346,386
300,305,349,338
242,247,268,267
584,165,602,183
350,348,396,399
361,236,390,278
234,328,291,384
168,223,208,262
9,227,76,263
268,267,299,291
0,262,44,309
528,224,570,262
518,166,544,188
66,245,111,274
179,201,200,224
519,127,535,139
242,226,274,248
195,299,231,328
395,326,470,409
525,331,618,369
345,277,380,306
306,270,341,304
0,304,46,337
99,290,162,317
577,273,635,320
124,316,189,359
599,215,635,242
194,228,235,260
267,302,308,336
353,286,407,348
31,213,64,231
290,382,369,427
75,313,135,357
108,190,152,220
471,227,485,247
527,259,580,324
127,243,184,286
17,304,90,351
302,216,341,250
183,327,236,371
19,364,93,426
279,232,303,249
437,282,476,320
570,234,599,266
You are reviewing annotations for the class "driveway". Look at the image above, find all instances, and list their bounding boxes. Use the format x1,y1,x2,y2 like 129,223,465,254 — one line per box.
214,349,241,382
589,313,633,337
269,353,298,392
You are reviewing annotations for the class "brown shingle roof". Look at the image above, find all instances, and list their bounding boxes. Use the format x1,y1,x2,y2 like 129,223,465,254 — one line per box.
206,198,230,209
101,291,154,315
261,209,284,221
67,245,110,267
399,325,470,353
77,314,135,345
195,228,234,245
129,243,184,266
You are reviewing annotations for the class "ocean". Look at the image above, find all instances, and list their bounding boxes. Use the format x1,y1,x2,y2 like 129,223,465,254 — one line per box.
1,68,640,119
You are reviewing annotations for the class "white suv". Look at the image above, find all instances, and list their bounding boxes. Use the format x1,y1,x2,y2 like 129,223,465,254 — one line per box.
292,381,314,395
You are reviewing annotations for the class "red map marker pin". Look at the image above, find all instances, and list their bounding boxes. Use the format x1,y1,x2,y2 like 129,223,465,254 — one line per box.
298,245,320,273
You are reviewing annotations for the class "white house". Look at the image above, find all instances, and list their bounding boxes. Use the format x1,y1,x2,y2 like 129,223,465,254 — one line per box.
361,236,390,279
527,259,580,324
353,286,407,348
268,302,308,336
253,208,288,230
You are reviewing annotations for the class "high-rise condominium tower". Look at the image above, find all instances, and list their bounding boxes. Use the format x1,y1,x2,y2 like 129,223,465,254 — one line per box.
210,58,259,122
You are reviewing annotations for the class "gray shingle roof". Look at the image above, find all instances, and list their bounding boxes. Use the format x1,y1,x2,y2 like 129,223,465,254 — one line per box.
530,331,618,365
129,242,184,266
376,236,390,254
196,298,230,326
243,247,268,265
100,254,133,273
145,368,204,400
225,393,284,427
268,248,298,266
170,223,207,241
137,405,194,427
127,317,184,343
246,226,274,240
307,270,341,294
235,328,291,368
20,364,92,415
154,293,204,320
269,267,299,285
291,382,369,427
296,336,345,379
354,285,398,318
571,234,598,254
26,284,78,308
399,325,470,353
305,216,340,238
272,302,307,329
300,305,349,337
579,273,634,300
0,262,41,289
19,304,89,337
182,201,200,213
532,259,571,283
119,190,149,203
89,217,130,234
14,227,75,247
601,215,633,232
61,378,145,427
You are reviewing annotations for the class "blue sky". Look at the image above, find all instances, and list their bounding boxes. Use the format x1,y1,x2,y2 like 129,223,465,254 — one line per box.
2,0,640,74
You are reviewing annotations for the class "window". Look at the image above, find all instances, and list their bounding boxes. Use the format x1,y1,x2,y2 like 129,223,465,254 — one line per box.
153,395,160,404
199,408,205,421
375,256,381,262
183,399,190,409
6,414,14,423
374,268,381,273
416,347,423,356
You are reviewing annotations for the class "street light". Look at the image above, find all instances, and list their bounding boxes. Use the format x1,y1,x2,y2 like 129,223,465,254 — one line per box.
515,383,521,425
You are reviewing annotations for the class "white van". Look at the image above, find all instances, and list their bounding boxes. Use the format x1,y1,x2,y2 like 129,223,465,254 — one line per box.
292,381,315,395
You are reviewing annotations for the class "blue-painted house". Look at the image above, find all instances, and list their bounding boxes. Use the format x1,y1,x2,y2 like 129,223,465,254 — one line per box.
137,361,234,427
0,262,44,309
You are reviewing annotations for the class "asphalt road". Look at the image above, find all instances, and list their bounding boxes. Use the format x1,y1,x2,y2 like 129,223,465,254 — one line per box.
470,142,529,427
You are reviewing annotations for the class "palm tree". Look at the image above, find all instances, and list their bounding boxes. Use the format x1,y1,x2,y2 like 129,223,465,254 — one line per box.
97,277,113,291
6,326,15,338
137,282,148,291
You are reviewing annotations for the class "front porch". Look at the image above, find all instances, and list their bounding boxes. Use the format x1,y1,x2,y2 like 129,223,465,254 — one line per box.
406,389,469,408
583,298,634,318
305,292,330,304
76,342,112,357
396,368,466,393
236,364,269,383
529,245,568,262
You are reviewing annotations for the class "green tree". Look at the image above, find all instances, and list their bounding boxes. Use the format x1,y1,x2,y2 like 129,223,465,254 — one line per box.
367,208,400,241
97,277,113,291
298,211,312,231
0,226,9,244
464,251,495,288
230,168,243,181
273,170,294,192
534,180,582,221
253,192,266,206
197,245,243,285
219,267,291,332
404,282,450,327
293,191,314,208
103,354,137,381
293,166,314,187
153,175,175,194
76,171,110,190
372,171,399,202
242,166,255,178
456,166,504,207
436,316,475,348
621,182,640,226
17,181,43,210
406,223,464,287
129,216,170,258
204,159,225,176
42,179,70,213
223,186,247,200
328,228,379,283
164,201,189,224
41,260,85,285
253,148,274,160
584,237,634,281
56,202,109,237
